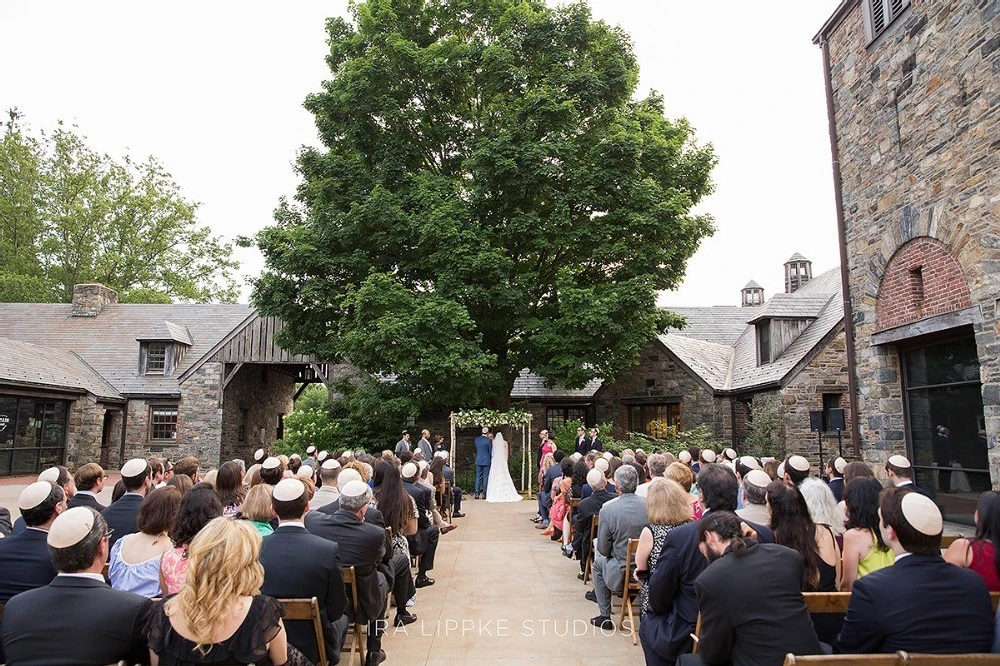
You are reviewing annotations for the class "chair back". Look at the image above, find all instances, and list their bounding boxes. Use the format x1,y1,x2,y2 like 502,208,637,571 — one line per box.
624,538,641,593
281,597,328,666
802,592,851,613
940,534,963,549
342,565,360,614
783,655,903,665
903,654,1000,665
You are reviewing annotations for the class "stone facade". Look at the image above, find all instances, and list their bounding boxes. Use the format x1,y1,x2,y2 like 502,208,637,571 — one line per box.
820,0,1000,482
64,399,113,470
220,364,295,463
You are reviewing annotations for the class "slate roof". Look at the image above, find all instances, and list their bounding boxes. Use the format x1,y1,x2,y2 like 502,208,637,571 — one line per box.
136,321,195,346
0,338,123,401
0,303,255,396
510,368,604,400
663,306,759,346
655,334,733,391
743,280,763,290
787,252,809,262
746,294,829,323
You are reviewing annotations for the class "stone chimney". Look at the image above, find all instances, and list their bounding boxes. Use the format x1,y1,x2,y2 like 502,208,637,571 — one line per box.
71,283,118,317
784,253,813,294
741,280,764,307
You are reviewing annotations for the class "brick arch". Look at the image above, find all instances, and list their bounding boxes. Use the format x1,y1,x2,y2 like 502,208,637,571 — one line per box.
875,237,972,332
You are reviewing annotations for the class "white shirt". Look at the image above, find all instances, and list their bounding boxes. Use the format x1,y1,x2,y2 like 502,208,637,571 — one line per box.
57,572,106,583
277,521,305,529
75,490,98,498
309,486,340,510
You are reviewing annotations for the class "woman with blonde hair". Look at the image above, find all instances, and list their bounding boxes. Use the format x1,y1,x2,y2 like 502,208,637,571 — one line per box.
145,517,303,665
240,484,276,537
532,452,557,523
634,478,693,617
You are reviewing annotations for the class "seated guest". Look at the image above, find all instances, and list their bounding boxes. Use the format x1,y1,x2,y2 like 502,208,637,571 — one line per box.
108,487,180,597
0,482,63,603
215,461,245,518
884,454,928,495
149,457,166,488
11,467,76,535
589,465,647,630
834,488,994,654
260,456,284,486
636,454,669,498
799,477,845,546
111,479,127,504
571,469,617,575
160,485,223,596
640,464,775,666
635,478,692,619
166,473,194,496
306,480,393,665
102,458,152,548
666,461,701,521
172,456,201,484
373,458,419,559
261,479,349,666
438,451,465,517
535,452,559,525
735,469,771,526
543,458,576,541
767,481,840,592
840,477,894,590
676,511,820,666
400,462,441,589
0,505,10,536
146,517,303,665
827,456,847,502
570,458,590,498
1,507,153,666
310,458,341,509
762,458,780,480
240,484,276,537
783,454,811,487
68,463,106,510
945,490,1000,590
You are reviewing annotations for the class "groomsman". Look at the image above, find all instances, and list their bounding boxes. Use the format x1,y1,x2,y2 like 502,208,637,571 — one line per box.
416,430,434,459
395,431,412,455
589,428,603,452
575,427,591,455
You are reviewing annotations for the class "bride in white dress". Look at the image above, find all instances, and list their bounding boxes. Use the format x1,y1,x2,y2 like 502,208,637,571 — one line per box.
485,432,522,503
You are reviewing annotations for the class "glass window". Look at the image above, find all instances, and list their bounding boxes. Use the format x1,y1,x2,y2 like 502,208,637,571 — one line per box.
0,396,16,449
628,403,681,437
0,396,69,476
146,342,167,374
150,407,178,441
545,406,588,431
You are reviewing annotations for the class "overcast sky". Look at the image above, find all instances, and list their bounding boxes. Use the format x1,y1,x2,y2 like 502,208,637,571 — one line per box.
0,0,843,307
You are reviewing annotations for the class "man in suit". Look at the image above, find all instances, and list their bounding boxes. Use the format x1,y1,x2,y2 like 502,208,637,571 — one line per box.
884,454,931,497
640,463,775,666
0,506,11,537
676,511,820,666
1,506,152,666
588,465,647,629
473,427,492,499
261,479,349,666
588,427,603,452
826,456,846,503
571,469,616,577
574,426,591,455
101,458,150,547
394,430,412,455
834,487,994,654
67,463,106,511
302,445,319,470
416,429,433,459
0,482,63,603
306,480,391,666
11,467,76,536
401,462,440,587
439,451,465,518
783,454,811,487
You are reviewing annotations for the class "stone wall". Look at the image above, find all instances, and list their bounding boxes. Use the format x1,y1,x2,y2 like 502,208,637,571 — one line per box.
824,1,1000,475
220,364,294,464
64,399,109,470
875,237,972,331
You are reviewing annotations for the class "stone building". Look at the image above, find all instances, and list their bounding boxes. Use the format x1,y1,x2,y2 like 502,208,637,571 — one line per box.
513,256,852,463
0,283,330,476
815,0,999,522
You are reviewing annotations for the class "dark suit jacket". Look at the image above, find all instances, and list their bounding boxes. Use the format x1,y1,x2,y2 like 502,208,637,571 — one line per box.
304,510,386,624
0,507,11,536
11,516,25,535
575,436,592,455
834,553,994,654
591,437,603,452
1,575,152,666
827,477,844,503
0,528,58,603
402,481,435,554
696,542,820,666
316,499,391,564
101,493,144,548
261,525,348,665
67,492,106,512
640,513,774,665
572,488,617,560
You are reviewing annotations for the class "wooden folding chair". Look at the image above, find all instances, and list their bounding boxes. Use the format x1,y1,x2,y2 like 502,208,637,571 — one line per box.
903,653,1000,665
619,537,642,645
341,566,366,666
691,613,701,653
281,597,328,666
940,534,963,549
802,592,852,614
583,515,599,584
101,562,110,583
567,498,580,540
782,654,903,665
993,591,1000,612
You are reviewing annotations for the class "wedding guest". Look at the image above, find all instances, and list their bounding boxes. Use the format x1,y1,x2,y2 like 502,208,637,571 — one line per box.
635,478,692,618
111,479,127,504
735,469,771,527
2,507,153,666
68,463,107,511
767,481,840,591
166,473,194,496
840,477,894,590
145,518,301,665
399,463,440,588
259,457,284,486
834,488,994,654
637,454,669,498
800,477,845,546
665,462,701,521
10,467,75,537
945,490,1000,590
762,458,780,480
241,484,276,537
310,459,342,509
571,469,617,575
373,460,419,560
173,456,201,483
109,487,180,597
536,451,562,527
0,483,62,604
438,451,465,518
827,456,847,502
102,458,152,548
202,468,218,487
543,458,575,541
570,459,590,498
783,454,811,487
160,485,223,596
215,461,245,518
148,458,166,489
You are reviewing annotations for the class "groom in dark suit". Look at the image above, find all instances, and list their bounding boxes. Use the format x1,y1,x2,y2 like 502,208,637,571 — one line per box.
474,427,492,499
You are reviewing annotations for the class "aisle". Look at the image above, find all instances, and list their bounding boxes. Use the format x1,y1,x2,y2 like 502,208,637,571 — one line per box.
380,497,646,665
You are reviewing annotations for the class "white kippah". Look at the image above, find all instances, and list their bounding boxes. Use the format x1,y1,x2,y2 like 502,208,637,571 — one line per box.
788,455,810,472
777,462,786,479
262,457,281,470
273,478,306,501
400,462,418,479
318,450,330,462
417,460,428,472
290,454,301,461
572,452,582,461
724,448,738,461
434,450,448,459
594,457,609,472
19,481,54,510
901,492,942,536
282,470,294,478
602,452,613,460
38,467,60,483
888,454,911,469
306,446,317,454
321,459,341,471
702,450,717,463
254,448,265,462
739,456,761,470
296,466,314,479
340,479,369,498
586,469,604,486
337,468,363,489
834,457,848,474
121,458,147,478
342,450,354,460
678,450,692,463
744,469,772,489
47,506,95,549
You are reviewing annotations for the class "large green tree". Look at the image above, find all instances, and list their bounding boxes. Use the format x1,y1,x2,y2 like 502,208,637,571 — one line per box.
249,0,716,414
0,112,239,303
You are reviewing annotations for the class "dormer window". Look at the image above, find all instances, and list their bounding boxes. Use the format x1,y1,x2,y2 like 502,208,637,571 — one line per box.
757,322,771,365
146,342,168,374
137,321,194,377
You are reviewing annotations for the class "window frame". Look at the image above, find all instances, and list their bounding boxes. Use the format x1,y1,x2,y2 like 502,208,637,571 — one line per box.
627,402,681,437
757,321,771,365
862,0,912,46
144,342,168,375
544,405,589,431
149,405,179,442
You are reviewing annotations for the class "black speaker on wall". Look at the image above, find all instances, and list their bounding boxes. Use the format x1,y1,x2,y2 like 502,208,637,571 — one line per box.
828,408,846,432
809,410,824,432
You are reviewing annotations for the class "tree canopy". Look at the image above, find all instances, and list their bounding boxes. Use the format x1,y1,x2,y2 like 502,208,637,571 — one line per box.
249,0,716,415
0,111,239,303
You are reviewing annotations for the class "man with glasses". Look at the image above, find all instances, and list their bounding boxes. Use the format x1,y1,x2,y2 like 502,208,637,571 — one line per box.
1,506,152,666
